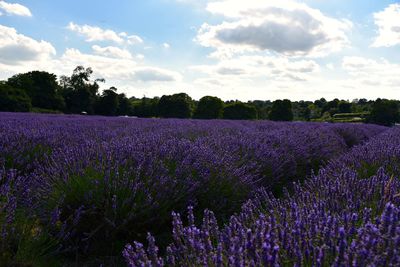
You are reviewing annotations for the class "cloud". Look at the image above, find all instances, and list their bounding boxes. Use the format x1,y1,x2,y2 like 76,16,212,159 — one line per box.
191,55,320,82
342,56,400,87
133,67,182,82
127,35,143,45
92,45,132,59
216,66,246,75
58,49,182,83
0,24,56,65
162,42,171,49
67,22,124,43
372,4,400,47
197,0,351,58
326,63,335,70
67,22,143,46
57,48,137,79
0,1,32,17
117,32,144,45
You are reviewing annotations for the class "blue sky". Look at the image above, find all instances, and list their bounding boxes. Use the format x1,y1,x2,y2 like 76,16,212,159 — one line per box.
0,0,399,100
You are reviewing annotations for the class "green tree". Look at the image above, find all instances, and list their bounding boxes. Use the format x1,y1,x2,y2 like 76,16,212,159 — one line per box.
269,99,293,121
337,101,352,114
194,96,224,119
95,87,119,116
0,83,32,112
133,97,159,117
117,93,133,116
7,71,64,111
314,98,327,110
368,99,400,126
158,93,193,118
299,102,311,121
249,100,272,120
307,104,319,120
60,66,104,114
223,102,257,120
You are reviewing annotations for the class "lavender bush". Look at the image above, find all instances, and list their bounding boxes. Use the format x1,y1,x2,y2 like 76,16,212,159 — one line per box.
0,112,387,265
124,127,400,266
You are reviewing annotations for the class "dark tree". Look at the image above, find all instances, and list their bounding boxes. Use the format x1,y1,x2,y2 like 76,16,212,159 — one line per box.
158,93,193,118
368,99,400,126
194,96,224,119
314,98,327,109
95,87,119,116
117,93,133,116
337,101,352,114
0,83,32,112
358,98,368,105
249,100,272,120
7,71,64,111
133,97,159,117
269,99,293,121
297,101,311,121
223,102,257,120
61,66,104,114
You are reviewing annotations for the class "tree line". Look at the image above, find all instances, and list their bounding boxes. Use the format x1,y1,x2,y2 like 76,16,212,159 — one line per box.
1,66,399,126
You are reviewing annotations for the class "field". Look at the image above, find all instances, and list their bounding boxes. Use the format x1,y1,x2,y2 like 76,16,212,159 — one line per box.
1,112,399,266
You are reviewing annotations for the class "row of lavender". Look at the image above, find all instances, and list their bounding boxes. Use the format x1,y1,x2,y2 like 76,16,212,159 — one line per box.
124,126,400,266
0,112,385,265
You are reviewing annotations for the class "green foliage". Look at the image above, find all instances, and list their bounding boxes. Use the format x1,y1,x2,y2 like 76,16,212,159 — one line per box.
44,167,154,260
269,99,293,121
321,111,333,122
333,112,370,119
314,98,327,109
194,96,224,119
7,71,65,111
367,99,400,126
223,102,257,120
249,100,272,120
0,83,32,112
0,212,60,267
95,87,119,116
158,93,193,118
295,101,311,121
132,97,159,117
60,66,104,114
117,93,133,116
338,101,352,114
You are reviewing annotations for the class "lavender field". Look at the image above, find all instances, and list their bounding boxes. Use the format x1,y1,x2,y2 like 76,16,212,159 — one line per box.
1,112,398,266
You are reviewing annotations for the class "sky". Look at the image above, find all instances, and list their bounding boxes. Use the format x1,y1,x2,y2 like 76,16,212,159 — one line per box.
0,0,399,101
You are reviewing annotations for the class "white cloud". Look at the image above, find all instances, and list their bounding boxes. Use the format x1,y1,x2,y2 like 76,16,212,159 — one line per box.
0,24,55,65
0,26,181,86
67,22,124,43
216,66,246,75
120,32,144,45
56,48,137,80
162,42,171,49
133,67,182,82
326,63,335,70
92,45,132,59
59,49,181,82
197,0,351,58
0,1,32,17
191,55,320,82
342,56,400,87
67,22,143,45
372,4,400,47
127,35,143,45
